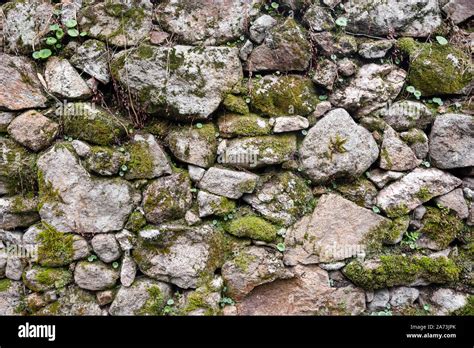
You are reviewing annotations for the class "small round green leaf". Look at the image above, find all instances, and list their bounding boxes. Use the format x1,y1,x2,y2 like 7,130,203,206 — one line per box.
46,37,57,45
335,17,348,27
413,90,422,99
196,123,203,129
436,36,448,45
80,31,88,37
276,243,286,252
271,2,279,9
56,28,65,39
49,24,60,31
67,29,79,37
32,51,41,59
406,86,416,93
38,49,52,59
65,19,77,28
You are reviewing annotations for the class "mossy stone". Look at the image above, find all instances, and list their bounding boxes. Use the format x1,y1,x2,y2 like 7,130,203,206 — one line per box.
224,216,278,242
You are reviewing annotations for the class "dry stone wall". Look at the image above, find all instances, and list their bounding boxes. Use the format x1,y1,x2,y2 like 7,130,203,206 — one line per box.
0,0,473,316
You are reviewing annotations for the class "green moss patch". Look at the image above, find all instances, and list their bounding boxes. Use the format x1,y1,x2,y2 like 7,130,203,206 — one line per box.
419,207,464,249
224,216,278,242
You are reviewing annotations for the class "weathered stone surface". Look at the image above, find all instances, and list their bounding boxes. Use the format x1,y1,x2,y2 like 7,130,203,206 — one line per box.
400,129,429,160
429,114,474,169
246,18,311,72
0,53,48,110
133,224,225,289
431,288,468,314
243,171,313,226
91,234,121,263
344,0,441,37
74,261,120,291
0,112,15,133
375,101,434,131
312,59,338,90
120,253,137,287
70,39,111,84
37,145,138,233
79,0,153,47
0,195,39,230
0,279,24,315
367,169,405,189
124,133,172,180
376,168,462,217
198,167,259,199
109,277,173,315
389,287,419,307
197,191,235,218
434,188,469,219
167,124,217,168
380,126,421,171
299,108,379,183
235,265,366,315
61,103,128,146
335,177,378,209
5,256,25,281
222,246,293,300
157,0,262,45
37,286,103,315
111,44,242,120
220,134,297,169
45,57,92,100
7,111,58,152
249,75,320,117
367,289,390,311
84,146,125,176
311,31,357,57
1,0,54,53
273,116,309,133
284,194,389,264
443,0,474,24
358,40,394,59
249,14,277,44
302,4,334,32
330,64,406,117
142,172,193,224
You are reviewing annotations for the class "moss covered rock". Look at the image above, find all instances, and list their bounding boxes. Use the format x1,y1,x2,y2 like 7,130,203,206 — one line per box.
0,137,37,195
23,266,72,292
217,113,271,138
249,75,319,117
343,255,460,290
224,216,278,242
398,38,472,96
62,103,128,146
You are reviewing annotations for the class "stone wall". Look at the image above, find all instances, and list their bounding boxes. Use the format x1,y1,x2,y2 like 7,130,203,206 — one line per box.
0,0,473,316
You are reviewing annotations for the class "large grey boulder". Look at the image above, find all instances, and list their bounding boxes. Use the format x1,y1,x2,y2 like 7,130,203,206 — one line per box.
379,126,421,171
156,0,263,45
221,246,294,300
284,194,389,265
74,261,120,291
344,0,441,37
299,108,379,183
70,39,111,84
330,64,406,117
79,0,153,47
376,168,462,217
198,167,259,199
142,172,193,224
375,101,434,131
37,145,138,233
45,57,92,100
1,0,54,53
429,114,474,169
234,265,366,315
132,223,226,289
109,278,173,315
110,44,242,120
0,53,48,110
243,171,313,226
7,111,58,152
246,18,312,72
